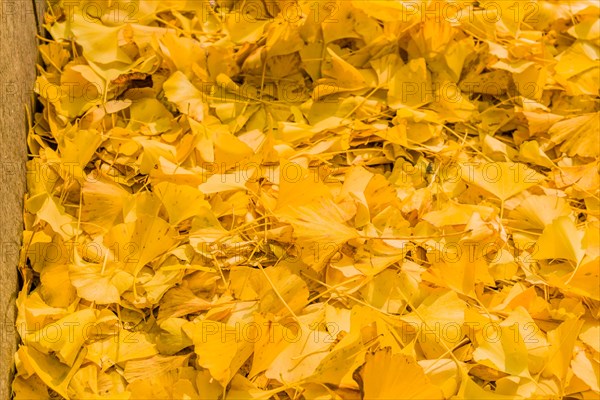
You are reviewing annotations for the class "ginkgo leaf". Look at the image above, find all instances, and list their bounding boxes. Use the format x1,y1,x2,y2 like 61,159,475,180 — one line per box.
533,216,585,264
401,290,467,358
58,128,103,172
86,330,158,368
472,311,532,378
227,374,280,400
548,112,600,158
17,345,85,400
355,347,444,399
123,354,190,383
163,71,205,122
68,364,130,399
277,197,359,245
457,370,517,399
127,99,175,135
12,375,49,400
264,317,333,384
156,286,212,323
229,265,309,316
39,262,77,308
154,182,210,224
518,141,554,168
543,319,584,382
26,194,80,240
388,58,432,108
156,318,194,355
18,1,600,398
419,359,460,399
69,255,134,304
571,347,600,393
510,195,573,229
69,13,131,65
212,130,255,165
198,168,255,194
265,18,304,57
311,328,367,387
460,162,544,201
25,309,97,367
543,257,600,301
81,178,131,234
183,118,214,164
423,202,495,227
423,251,493,298
568,17,600,40
103,214,177,276
322,48,368,90
183,320,254,386
275,161,331,211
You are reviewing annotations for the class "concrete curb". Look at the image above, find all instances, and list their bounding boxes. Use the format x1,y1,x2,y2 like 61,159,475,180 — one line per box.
1,1,44,398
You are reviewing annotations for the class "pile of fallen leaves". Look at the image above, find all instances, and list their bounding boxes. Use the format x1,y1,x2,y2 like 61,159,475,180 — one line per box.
13,0,599,399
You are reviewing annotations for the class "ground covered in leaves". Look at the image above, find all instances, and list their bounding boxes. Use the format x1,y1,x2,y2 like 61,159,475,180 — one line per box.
13,0,600,399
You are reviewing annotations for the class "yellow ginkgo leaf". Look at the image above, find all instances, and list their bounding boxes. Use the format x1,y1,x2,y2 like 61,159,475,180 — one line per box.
510,195,573,229
12,375,49,400
17,0,600,398
518,140,554,168
39,262,77,308
311,328,367,387
312,48,373,99
127,98,175,135
401,290,467,358
183,320,254,386
264,317,333,384
68,365,130,399
277,197,359,245
265,18,304,57
571,347,600,393
472,310,532,378
543,319,584,382
81,178,131,235
457,369,518,400
355,347,444,399
460,162,544,201
86,330,158,368
154,182,210,225
533,216,585,264
103,214,177,276
25,309,97,367
16,345,85,400
544,257,600,301
69,255,134,305
229,265,309,317
156,286,213,323
548,112,600,158
423,202,495,227
163,71,205,122
69,13,131,65
123,354,190,383
388,58,432,108
275,161,330,211
26,193,80,240
423,250,493,298
198,168,255,194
